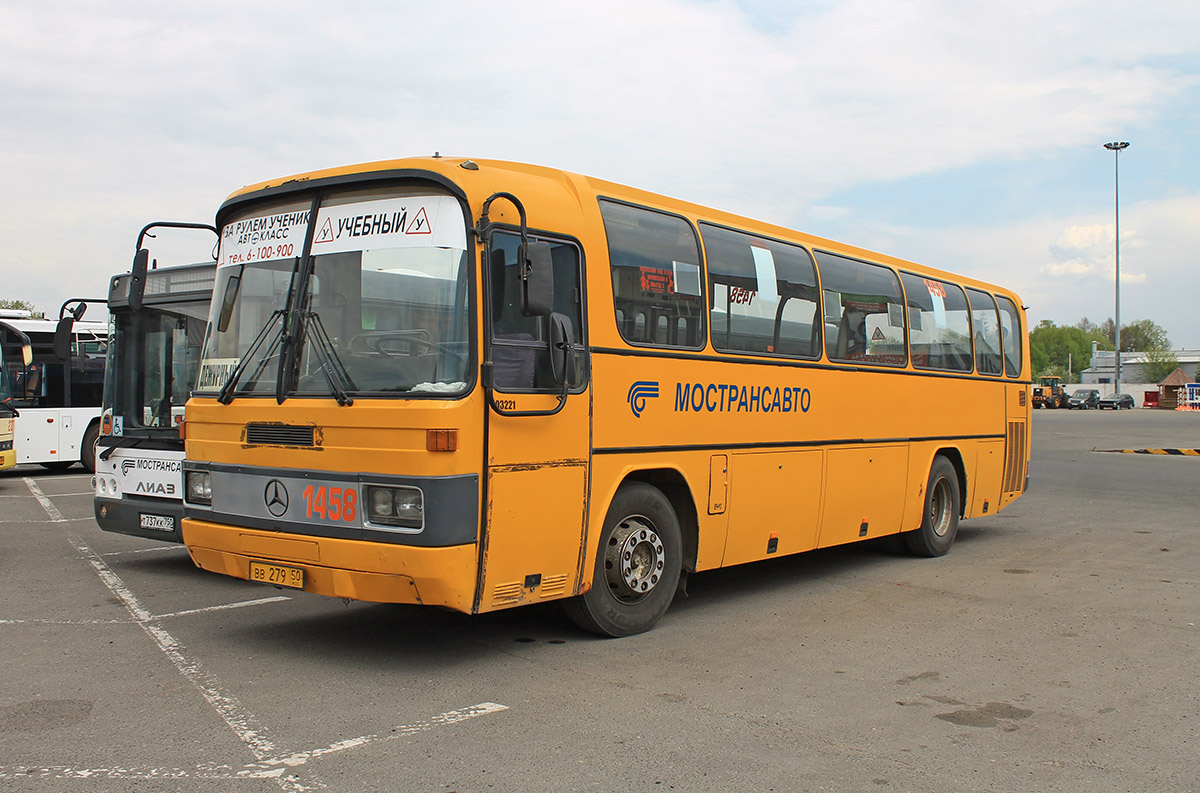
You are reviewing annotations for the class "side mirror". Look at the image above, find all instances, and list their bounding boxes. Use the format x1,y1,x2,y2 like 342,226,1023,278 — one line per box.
549,312,574,385
52,317,74,361
20,341,32,367
520,241,554,317
129,248,150,312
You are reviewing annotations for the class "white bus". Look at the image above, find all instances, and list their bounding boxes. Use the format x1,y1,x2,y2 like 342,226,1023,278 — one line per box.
0,303,108,471
93,221,217,540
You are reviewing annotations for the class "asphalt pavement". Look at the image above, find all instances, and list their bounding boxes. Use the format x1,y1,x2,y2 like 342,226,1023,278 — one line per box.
0,408,1197,792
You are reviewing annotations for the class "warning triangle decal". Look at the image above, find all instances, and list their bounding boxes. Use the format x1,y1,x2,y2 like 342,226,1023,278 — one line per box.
405,207,431,235
871,327,886,341
314,217,335,244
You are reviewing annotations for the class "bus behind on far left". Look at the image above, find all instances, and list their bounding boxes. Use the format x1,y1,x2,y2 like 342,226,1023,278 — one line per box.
0,324,32,471
0,303,107,472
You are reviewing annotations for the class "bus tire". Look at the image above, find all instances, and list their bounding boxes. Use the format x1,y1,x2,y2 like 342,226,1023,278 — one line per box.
904,456,960,558
81,422,100,474
564,483,682,637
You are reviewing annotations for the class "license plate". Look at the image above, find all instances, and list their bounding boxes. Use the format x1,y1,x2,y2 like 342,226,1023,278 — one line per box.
248,561,304,590
139,513,176,532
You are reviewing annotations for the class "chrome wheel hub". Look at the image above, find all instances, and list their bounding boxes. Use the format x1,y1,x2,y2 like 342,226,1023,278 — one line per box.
605,517,665,602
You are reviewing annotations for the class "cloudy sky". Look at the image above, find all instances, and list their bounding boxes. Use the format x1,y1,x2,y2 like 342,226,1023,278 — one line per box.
3,0,1198,347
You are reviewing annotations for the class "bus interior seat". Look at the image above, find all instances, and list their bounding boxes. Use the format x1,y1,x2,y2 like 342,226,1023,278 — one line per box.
492,333,536,390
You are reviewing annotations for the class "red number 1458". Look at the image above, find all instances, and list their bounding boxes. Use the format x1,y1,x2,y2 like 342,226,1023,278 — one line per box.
301,485,358,522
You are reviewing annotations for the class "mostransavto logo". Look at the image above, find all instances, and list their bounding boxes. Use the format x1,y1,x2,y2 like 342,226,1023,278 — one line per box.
627,381,660,418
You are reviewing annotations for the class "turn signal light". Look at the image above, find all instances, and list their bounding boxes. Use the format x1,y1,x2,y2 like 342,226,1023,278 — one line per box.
426,429,457,452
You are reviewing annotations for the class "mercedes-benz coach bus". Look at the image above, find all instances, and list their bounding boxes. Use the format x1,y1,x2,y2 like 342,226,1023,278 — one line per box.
182,157,1030,636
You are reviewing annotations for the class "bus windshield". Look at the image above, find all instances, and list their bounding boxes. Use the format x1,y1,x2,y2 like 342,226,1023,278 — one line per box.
0,345,12,410
197,190,472,397
104,301,210,434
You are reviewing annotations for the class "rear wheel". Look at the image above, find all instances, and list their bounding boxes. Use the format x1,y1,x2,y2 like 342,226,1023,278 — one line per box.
564,483,682,637
904,456,960,558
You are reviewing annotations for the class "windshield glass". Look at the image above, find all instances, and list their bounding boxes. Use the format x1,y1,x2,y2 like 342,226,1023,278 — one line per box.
0,346,11,407
197,189,471,397
104,301,211,434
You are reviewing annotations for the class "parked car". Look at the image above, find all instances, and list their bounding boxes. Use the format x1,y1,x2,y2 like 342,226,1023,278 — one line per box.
1067,388,1100,409
1098,392,1136,410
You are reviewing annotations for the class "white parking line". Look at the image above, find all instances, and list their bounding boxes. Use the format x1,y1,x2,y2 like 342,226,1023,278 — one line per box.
65,534,303,787
1,596,293,624
6,483,509,789
0,617,126,625
156,596,292,619
0,702,510,783
23,477,66,522
101,546,183,557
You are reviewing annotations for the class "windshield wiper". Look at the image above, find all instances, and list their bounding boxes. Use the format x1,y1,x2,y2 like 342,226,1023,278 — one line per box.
98,435,146,462
300,311,356,406
217,309,285,405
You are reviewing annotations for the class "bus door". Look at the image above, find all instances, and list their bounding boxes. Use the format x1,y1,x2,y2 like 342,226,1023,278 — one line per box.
478,229,590,612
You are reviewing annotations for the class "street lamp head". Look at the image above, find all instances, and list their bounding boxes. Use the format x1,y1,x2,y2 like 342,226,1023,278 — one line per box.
1104,141,1130,151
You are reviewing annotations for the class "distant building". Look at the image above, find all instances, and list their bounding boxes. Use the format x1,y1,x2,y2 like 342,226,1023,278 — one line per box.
1081,346,1200,385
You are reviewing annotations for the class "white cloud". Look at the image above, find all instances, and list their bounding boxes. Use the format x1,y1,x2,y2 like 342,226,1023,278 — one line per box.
862,192,1200,347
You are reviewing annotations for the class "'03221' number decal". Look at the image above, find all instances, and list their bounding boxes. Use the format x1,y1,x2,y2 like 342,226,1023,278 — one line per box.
301,485,358,523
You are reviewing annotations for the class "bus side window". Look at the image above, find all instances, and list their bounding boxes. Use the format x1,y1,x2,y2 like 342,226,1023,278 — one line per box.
901,272,972,372
489,232,586,392
600,200,704,350
996,295,1023,377
701,223,820,359
967,287,1003,376
816,251,906,366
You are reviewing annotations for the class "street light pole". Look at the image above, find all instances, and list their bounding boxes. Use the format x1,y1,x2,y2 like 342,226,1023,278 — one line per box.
1104,141,1129,394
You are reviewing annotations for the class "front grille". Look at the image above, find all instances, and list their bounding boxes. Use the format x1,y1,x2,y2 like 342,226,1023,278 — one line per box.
245,423,316,447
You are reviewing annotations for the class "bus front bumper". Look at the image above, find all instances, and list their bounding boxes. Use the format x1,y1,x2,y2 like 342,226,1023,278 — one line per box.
182,518,479,613
95,496,185,543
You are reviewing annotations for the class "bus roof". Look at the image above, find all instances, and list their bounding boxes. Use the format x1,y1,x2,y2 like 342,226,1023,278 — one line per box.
0,317,108,335
220,156,1024,303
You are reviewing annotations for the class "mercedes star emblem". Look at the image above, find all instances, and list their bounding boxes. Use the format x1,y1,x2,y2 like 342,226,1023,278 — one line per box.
264,479,289,517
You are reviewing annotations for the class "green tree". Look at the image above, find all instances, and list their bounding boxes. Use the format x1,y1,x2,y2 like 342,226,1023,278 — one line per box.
1098,317,1170,351
1121,319,1170,352
0,298,37,313
1142,348,1180,383
1031,321,1103,382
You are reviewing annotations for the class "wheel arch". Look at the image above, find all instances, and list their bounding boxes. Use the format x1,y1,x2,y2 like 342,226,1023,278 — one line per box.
932,446,967,518
619,467,700,574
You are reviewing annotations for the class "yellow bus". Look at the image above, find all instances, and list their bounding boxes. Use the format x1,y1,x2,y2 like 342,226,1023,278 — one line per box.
0,321,33,471
182,157,1030,636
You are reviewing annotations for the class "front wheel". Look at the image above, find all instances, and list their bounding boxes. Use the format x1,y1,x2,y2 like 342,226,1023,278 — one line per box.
564,483,682,637
80,422,100,474
904,456,960,557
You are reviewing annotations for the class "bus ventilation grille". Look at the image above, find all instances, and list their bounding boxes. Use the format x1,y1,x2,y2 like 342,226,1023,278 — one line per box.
245,423,316,447
491,582,524,606
1003,421,1027,492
